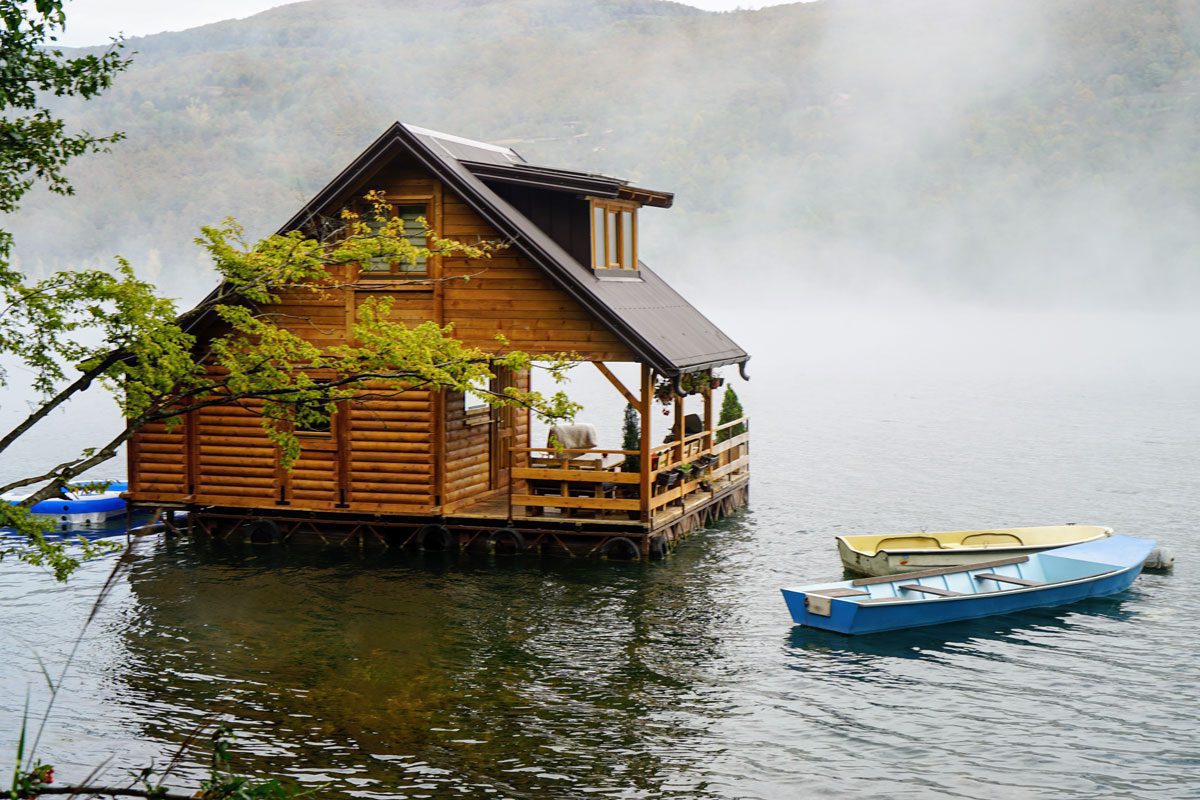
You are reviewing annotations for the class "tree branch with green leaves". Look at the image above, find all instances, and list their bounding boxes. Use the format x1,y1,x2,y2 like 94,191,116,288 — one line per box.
0,194,579,580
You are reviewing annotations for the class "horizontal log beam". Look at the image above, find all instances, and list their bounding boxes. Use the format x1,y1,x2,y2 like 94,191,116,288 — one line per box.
513,468,640,484
511,494,641,511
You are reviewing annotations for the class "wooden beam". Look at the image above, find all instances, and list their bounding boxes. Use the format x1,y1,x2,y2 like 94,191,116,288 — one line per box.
639,364,653,523
703,387,714,454
593,361,640,407
673,394,685,466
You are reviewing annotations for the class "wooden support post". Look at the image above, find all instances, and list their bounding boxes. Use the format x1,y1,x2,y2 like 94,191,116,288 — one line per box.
703,386,714,453
639,364,653,523
674,394,685,466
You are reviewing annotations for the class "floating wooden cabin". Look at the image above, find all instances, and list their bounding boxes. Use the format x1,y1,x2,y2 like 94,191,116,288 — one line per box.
126,123,750,558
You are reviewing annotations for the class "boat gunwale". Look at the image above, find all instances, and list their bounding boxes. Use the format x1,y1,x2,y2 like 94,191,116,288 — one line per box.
788,564,1131,609
835,526,1114,558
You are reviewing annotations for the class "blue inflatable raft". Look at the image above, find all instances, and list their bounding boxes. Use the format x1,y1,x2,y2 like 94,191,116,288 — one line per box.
4,480,128,529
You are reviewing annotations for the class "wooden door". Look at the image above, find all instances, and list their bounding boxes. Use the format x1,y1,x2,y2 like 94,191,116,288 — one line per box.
490,367,516,489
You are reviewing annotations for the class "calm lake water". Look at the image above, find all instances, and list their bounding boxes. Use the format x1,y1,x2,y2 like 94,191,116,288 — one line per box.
2,306,1198,799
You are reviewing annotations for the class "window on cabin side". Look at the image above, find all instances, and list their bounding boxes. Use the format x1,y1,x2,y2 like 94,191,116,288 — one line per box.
465,374,491,414
294,391,334,435
360,203,429,276
590,200,637,270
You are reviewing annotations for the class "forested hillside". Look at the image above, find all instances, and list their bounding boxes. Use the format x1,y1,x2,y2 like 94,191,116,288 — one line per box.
8,0,1200,306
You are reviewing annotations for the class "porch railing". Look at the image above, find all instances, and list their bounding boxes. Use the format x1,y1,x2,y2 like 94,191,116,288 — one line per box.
507,416,749,523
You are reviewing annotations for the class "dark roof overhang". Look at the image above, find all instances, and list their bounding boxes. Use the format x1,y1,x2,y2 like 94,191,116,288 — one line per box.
462,160,673,208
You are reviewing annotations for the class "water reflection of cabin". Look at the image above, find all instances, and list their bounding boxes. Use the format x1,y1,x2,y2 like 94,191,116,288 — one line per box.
127,123,750,558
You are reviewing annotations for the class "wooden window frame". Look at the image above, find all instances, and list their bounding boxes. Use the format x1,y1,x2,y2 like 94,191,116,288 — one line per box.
464,373,492,426
589,198,639,271
294,382,336,437
357,195,436,279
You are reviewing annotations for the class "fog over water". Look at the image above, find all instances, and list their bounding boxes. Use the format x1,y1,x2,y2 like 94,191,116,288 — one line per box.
3,1,1200,797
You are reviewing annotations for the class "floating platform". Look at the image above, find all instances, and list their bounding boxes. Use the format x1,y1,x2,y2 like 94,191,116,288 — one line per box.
135,472,748,560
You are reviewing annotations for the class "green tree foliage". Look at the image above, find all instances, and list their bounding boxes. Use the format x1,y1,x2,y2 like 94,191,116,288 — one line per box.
0,193,579,580
0,0,128,224
716,386,745,443
621,402,640,473
0,0,131,579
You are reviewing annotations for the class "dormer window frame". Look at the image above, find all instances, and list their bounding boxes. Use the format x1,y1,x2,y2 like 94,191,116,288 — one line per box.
589,197,639,272
355,194,436,279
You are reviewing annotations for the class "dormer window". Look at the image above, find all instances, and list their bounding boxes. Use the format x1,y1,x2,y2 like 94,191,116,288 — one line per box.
360,202,430,276
590,199,638,271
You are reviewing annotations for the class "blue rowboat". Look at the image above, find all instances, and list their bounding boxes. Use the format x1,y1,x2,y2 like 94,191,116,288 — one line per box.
781,535,1155,635
3,480,129,530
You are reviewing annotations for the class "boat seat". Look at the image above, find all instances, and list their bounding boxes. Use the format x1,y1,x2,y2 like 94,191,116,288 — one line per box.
807,588,870,598
974,573,1044,587
897,584,963,597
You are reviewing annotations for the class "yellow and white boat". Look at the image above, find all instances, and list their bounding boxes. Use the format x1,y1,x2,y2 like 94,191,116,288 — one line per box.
836,525,1114,577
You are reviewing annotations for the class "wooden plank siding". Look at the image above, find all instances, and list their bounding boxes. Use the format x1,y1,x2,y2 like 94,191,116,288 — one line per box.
441,193,634,361
126,156,630,518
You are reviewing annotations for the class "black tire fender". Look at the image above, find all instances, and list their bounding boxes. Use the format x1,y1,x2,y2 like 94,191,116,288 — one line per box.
601,536,641,560
244,518,280,545
489,527,525,553
417,524,453,551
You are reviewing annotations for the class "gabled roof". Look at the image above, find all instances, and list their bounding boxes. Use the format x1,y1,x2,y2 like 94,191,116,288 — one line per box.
280,123,748,377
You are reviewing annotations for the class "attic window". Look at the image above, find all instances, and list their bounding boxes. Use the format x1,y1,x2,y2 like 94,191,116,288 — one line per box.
590,199,637,270
360,203,430,276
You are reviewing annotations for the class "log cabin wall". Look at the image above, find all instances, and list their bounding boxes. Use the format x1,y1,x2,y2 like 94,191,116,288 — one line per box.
128,417,188,499
441,192,634,361
344,383,436,513
127,152,625,517
443,390,491,511
441,367,531,513
194,397,278,506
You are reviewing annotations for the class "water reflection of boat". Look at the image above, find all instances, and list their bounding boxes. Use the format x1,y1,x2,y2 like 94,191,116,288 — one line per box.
836,524,1113,577
783,535,1154,635
3,480,128,530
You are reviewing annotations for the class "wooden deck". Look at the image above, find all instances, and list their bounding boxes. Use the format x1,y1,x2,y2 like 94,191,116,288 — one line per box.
446,469,750,558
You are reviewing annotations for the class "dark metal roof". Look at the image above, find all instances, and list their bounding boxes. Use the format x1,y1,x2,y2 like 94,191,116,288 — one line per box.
461,160,673,208
279,122,747,377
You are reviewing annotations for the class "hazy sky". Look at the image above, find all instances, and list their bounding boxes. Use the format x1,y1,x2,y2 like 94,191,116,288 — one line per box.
56,0,796,47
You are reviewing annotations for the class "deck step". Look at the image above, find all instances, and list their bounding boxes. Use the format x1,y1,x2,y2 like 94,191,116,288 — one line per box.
897,583,963,597
974,572,1043,587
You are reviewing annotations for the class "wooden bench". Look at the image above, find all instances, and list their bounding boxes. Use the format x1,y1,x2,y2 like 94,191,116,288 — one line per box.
897,584,963,597
852,555,1030,587
974,573,1043,587
806,588,870,598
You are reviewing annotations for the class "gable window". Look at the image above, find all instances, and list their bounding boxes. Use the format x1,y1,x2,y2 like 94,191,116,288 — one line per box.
590,199,637,271
360,202,430,276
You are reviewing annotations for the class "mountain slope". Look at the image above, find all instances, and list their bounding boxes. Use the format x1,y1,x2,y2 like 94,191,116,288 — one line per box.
9,0,1200,306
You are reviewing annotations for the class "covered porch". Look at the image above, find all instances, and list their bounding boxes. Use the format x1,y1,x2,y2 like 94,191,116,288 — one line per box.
451,361,750,556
